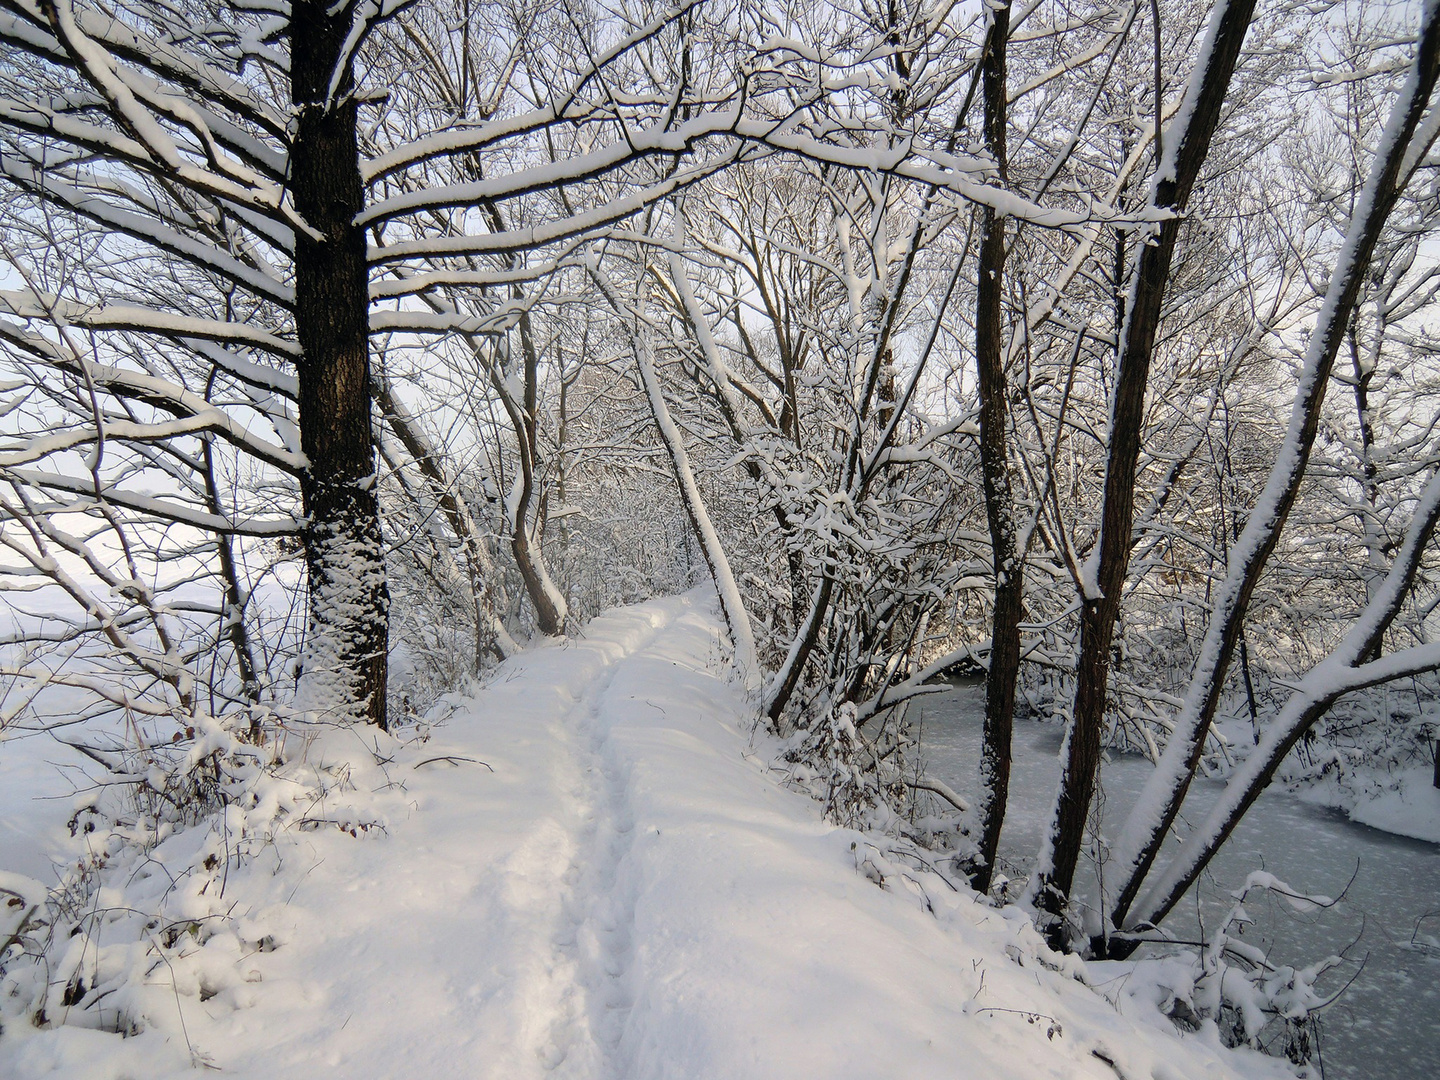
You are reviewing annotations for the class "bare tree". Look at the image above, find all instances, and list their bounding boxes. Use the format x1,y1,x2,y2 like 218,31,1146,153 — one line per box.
1102,0,1440,947
0,0,832,729
1027,0,1261,938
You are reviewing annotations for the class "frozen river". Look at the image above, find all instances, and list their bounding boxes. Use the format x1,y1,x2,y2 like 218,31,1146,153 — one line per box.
917,681,1440,1080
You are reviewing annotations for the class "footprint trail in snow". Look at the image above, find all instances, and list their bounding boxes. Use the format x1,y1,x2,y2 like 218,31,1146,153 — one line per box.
0,591,1297,1080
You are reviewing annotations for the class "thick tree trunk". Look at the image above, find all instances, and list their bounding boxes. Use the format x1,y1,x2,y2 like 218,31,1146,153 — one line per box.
970,1,1020,896
1030,0,1258,939
291,4,390,728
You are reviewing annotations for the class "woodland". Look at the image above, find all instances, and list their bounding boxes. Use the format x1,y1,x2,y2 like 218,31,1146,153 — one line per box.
0,0,1438,1071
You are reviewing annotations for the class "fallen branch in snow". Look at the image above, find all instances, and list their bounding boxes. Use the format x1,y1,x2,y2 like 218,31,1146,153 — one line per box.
412,755,493,770
971,1006,1063,1041
905,777,970,813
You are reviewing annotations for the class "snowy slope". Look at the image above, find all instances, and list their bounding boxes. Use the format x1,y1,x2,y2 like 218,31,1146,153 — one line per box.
0,592,1293,1079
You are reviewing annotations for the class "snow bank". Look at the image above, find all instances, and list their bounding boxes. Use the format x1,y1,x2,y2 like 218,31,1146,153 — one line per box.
1208,713,1440,846
1347,768,1440,842
1292,765,1440,845
1,592,1294,1079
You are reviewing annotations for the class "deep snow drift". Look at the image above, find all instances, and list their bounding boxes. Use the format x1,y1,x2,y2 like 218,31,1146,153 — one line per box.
1,593,1294,1079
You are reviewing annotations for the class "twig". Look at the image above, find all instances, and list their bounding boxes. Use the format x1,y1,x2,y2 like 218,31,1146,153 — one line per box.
0,903,37,957
413,755,493,770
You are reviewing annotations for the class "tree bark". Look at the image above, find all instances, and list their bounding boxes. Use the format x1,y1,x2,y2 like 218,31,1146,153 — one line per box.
291,3,390,728
1102,0,1440,945
971,1,1020,896
1031,0,1259,939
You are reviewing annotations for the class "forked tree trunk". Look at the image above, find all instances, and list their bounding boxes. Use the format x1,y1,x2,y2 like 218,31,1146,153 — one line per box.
1030,0,1258,939
291,4,390,728
971,0,1021,896
1102,0,1440,945
1131,462,1440,930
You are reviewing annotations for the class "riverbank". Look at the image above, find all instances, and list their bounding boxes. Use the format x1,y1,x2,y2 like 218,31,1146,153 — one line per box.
1288,765,1440,845
1,593,1293,1079
916,685,1440,1080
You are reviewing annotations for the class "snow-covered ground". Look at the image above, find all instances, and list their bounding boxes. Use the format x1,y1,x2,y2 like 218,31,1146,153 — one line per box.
0,733,77,885
1,593,1295,1079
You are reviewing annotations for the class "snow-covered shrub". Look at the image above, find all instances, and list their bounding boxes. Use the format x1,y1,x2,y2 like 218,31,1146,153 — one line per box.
782,700,912,831
1278,678,1440,790
0,715,390,1049
1090,872,1340,1069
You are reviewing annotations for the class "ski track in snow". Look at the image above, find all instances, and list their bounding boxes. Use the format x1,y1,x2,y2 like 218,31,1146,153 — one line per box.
0,591,1299,1080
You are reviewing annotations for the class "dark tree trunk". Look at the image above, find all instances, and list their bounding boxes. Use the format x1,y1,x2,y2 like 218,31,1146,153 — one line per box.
1238,632,1259,742
1032,0,1259,940
1351,320,1383,661
970,1,1020,896
1102,0,1440,946
767,575,835,726
290,4,389,728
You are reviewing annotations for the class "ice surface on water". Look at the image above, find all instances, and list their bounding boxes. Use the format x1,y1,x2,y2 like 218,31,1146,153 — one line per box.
917,681,1440,1080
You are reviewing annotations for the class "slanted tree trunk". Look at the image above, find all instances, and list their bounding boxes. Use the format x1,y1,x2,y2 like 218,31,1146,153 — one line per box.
1102,0,1440,945
291,3,390,728
592,256,759,684
971,0,1020,896
375,375,516,664
633,324,758,683
1030,0,1259,939
1130,462,1440,929
408,278,566,638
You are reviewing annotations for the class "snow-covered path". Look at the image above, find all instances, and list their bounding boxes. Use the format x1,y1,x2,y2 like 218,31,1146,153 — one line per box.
2,593,1291,1079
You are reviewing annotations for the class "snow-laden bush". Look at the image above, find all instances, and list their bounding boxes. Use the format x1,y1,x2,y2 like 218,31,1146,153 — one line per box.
1279,680,1439,788
781,700,912,831
1090,872,1340,1069
0,714,392,1053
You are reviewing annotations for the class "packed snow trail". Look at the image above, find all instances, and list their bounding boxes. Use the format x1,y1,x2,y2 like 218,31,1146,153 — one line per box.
0,593,1291,1079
